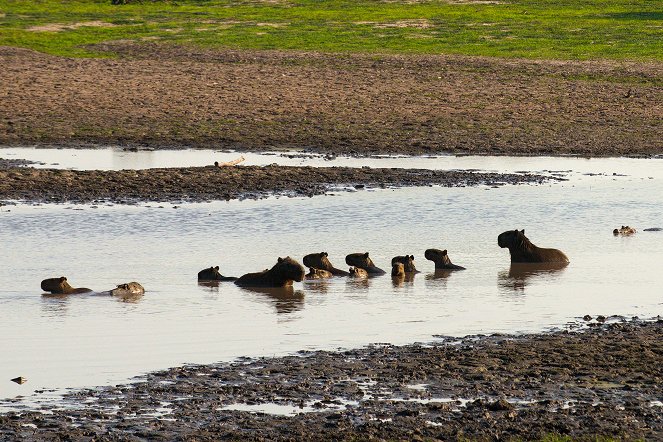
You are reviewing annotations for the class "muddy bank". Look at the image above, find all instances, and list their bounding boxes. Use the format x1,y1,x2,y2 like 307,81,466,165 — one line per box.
0,164,548,204
2,320,662,440
1,44,661,157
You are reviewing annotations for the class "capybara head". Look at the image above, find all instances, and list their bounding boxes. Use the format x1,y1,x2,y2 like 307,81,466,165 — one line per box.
498,229,526,248
349,267,368,278
305,267,333,279
303,252,332,271
198,265,222,281
614,225,636,235
345,252,376,269
274,256,305,283
391,262,405,277
391,255,417,273
41,276,73,294
110,282,145,296
425,249,450,265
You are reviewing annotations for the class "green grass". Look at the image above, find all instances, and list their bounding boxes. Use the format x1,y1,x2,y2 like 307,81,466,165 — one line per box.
0,0,661,60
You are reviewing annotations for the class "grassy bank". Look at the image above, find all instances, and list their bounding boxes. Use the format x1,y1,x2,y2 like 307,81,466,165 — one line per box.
0,0,661,60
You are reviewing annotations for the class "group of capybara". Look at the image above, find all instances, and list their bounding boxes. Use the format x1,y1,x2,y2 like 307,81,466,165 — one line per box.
197,229,569,288
41,227,651,293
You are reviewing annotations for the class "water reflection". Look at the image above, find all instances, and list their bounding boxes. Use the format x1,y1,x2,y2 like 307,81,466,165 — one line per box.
239,286,305,314
391,273,416,288
198,281,221,292
498,263,568,293
302,280,330,294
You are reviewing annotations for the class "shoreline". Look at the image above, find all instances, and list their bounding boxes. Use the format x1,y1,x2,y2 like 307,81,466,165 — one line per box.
2,320,661,440
0,164,551,205
2,44,661,158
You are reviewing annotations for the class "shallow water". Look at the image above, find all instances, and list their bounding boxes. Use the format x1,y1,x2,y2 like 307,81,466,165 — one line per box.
1,154,663,406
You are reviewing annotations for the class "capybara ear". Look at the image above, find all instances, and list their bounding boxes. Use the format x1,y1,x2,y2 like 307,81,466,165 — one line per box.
214,161,219,166
410,255,414,260
323,252,328,257
521,229,525,234
60,276,67,282
214,266,220,270
278,257,283,263
442,250,447,255
364,252,369,258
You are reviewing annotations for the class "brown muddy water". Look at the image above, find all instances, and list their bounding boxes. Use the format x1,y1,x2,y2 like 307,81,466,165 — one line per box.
1,151,662,409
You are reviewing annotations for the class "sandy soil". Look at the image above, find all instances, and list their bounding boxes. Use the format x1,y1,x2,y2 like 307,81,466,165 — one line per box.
1,43,661,157
0,164,547,204
2,320,661,440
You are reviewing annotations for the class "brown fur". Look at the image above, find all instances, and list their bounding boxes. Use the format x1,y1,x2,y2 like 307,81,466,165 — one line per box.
349,267,368,278
235,256,305,288
40,276,92,294
498,229,569,263
305,267,333,280
391,262,406,277
345,252,386,275
391,255,419,273
109,282,145,296
613,225,636,236
303,252,349,276
197,265,238,281
424,249,466,270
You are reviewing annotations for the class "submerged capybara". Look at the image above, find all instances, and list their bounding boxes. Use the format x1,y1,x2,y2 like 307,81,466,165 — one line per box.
302,252,349,276
424,249,466,270
235,257,305,288
391,262,406,278
498,229,569,264
109,282,145,296
613,225,636,236
197,265,238,281
305,267,333,280
391,255,419,273
40,277,92,294
349,267,368,278
345,252,386,275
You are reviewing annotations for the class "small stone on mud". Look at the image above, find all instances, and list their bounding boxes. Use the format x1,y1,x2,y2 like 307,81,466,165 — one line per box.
11,376,27,385
583,315,592,321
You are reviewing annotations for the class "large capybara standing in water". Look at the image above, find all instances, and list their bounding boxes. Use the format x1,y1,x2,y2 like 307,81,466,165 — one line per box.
235,257,306,288
198,266,238,281
498,229,569,263
303,252,349,276
41,277,92,294
424,249,466,270
345,252,386,275
391,255,419,273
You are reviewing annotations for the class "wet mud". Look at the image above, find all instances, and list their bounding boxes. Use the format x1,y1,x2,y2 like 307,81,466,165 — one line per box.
1,44,661,157
2,320,662,440
0,164,548,204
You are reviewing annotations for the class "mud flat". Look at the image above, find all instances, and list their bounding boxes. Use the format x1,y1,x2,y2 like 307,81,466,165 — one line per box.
1,320,661,440
0,164,548,204
1,44,661,157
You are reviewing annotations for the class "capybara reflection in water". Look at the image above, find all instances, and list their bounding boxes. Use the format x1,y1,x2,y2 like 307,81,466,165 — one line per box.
197,266,238,281
424,249,466,270
345,252,386,275
497,229,569,264
391,255,419,273
303,252,349,276
41,277,92,295
613,226,636,236
305,268,333,280
234,257,306,288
